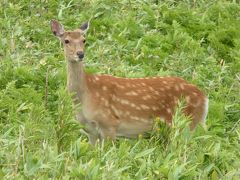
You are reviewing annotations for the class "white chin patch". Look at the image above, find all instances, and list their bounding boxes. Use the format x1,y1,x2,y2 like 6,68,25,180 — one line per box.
76,58,83,62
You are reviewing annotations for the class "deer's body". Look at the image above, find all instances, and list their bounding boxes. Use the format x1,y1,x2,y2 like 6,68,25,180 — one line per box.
51,20,208,145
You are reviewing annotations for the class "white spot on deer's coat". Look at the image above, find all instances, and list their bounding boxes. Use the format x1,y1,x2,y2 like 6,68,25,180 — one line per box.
130,116,139,120
167,108,171,114
130,103,136,108
111,105,122,116
130,116,148,123
135,106,141,110
175,85,179,91
142,95,151,100
95,77,99,81
140,104,150,110
121,99,130,105
102,86,107,91
116,84,125,89
152,106,158,111
115,97,120,102
180,84,185,90
149,87,154,91
112,95,117,101
193,92,198,96
104,101,109,107
126,91,138,96
154,91,160,95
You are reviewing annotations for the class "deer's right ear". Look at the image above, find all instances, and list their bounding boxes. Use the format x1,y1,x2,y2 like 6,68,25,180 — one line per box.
50,20,64,37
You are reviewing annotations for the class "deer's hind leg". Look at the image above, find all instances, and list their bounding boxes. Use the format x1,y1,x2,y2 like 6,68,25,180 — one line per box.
184,97,209,130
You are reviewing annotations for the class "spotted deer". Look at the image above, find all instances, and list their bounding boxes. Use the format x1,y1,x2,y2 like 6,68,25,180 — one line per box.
50,20,208,145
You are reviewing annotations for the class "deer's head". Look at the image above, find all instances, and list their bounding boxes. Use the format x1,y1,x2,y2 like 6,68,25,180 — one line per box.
50,20,89,62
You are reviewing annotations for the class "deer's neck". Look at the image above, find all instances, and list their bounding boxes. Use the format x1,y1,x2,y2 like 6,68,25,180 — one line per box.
67,61,87,105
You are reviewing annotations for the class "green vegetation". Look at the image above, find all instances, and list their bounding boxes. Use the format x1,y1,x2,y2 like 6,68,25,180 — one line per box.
0,0,240,179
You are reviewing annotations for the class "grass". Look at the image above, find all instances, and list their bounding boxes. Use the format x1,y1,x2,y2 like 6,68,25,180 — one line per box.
0,0,240,179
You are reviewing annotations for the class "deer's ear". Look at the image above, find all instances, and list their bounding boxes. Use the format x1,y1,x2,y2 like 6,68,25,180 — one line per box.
50,19,64,37
80,22,89,34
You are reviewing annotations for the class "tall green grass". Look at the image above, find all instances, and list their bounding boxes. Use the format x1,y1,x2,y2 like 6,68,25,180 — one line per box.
0,0,240,179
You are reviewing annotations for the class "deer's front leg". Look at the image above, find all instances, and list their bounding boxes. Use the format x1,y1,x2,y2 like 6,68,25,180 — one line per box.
98,116,119,142
99,126,117,142
76,112,100,145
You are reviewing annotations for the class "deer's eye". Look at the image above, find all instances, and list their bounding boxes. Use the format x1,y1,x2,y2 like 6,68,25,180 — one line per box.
83,39,86,43
64,39,70,44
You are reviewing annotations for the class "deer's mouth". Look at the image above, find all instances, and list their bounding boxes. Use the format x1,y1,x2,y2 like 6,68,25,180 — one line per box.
76,58,84,62
73,56,84,62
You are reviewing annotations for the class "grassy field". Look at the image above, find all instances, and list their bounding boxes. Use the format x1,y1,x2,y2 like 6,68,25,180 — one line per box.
0,0,240,179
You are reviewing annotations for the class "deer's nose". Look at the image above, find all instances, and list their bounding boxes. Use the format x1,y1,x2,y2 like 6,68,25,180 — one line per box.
77,51,84,59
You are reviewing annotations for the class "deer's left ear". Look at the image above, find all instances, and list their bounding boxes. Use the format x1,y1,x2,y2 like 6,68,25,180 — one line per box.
80,22,89,34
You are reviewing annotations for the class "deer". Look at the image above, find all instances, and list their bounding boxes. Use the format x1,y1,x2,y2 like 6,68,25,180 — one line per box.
50,20,209,145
